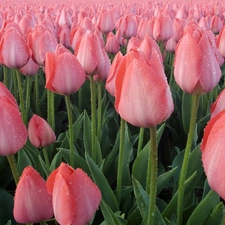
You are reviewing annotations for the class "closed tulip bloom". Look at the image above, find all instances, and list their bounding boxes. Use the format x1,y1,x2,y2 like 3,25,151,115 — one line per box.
28,26,58,66
46,163,101,225
200,110,225,200
105,51,124,96
97,9,115,34
75,30,105,75
28,114,56,148
45,44,86,96
20,57,40,76
174,25,222,95
216,26,225,58
0,27,30,69
0,82,27,156
210,89,225,119
14,166,53,223
153,13,174,42
105,32,120,54
115,49,174,128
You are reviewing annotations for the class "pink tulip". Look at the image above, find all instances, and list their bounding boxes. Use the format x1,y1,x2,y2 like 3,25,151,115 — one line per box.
20,57,40,76
127,37,141,52
137,18,154,40
174,24,222,95
216,26,225,58
0,27,30,69
153,13,174,42
201,110,225,200
28,26,58,66
75,30,105,75
0,82,27,156
45,44,86,96
115,49,174,128
46,163,101,225
14,166,53,223
97,9,115,34
210,15,223,34
210,89,225,119
57,24,71,49
105,51,124,97
28,114,56,148
105,32,120,54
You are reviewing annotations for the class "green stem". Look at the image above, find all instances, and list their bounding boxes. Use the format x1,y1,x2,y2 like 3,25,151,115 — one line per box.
15,70,26,124
90,76,97,162
42,147,50,168
137,127,144,156
97,82,102,138
177,94,200,225
116,118,126,205
25,76,32,125
169,54,175,87
34,74,40,115
7,154,20,185
146,126,157,225
47,89,55,132
65,95,74,168
78,86,82,112
3,66,8,87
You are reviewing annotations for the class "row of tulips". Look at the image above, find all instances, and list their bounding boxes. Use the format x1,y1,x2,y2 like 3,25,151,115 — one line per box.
1,0,225,225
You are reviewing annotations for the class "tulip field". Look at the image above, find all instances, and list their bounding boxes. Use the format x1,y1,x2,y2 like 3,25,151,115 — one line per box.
1,0,225,224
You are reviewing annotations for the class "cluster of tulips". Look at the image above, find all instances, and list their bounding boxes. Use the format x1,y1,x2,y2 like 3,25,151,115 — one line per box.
1,0,225,225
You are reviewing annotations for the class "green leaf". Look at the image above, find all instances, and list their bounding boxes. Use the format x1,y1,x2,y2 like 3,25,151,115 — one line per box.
203,202,224,225
38,155,51,177
17,148,32,175
49,151,62,171
132,177,166,225
132,124,165,187
100,200,125,225
0,190,19,225
162,171,197,220
186,189,220,225
157,167,178,195
85,152,119,212
59,148,89,173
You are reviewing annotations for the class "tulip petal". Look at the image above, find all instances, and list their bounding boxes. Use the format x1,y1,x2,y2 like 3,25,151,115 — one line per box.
201,110,225,200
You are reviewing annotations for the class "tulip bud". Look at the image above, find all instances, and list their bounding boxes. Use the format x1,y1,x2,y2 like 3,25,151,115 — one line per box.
28,114,56,148
14,166,53,223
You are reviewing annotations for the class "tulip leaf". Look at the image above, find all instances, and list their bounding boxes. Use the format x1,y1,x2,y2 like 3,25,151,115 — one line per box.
59,148,89,173
182,92,192,134
100,200,125,225
0,190,19,225
132,123,165,187
17,148,32,175
186,189,220,225
203,202,224,225
132,176,166,225
162,171,197,219
38,155,51,177
85,152,119,212
157,166,178,195
49,151,62,171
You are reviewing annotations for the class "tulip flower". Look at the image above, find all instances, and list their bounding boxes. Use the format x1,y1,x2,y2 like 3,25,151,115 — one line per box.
0,82,27,156
115,48,173,128
210,89,225,119
20,57,40,76
46,163,101,225
200,110,225,200
28,26,58,66
45,44,86,96
14,166,53,223
0,27,30,69
174,25,222,95
75,30,105,75
216,26,225,58
28,114,56,148
105,32,120,54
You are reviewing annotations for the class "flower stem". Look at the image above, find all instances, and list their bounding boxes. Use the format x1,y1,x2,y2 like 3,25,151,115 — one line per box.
137,127,144,156
34,74,40,115
25,76,31,124
146,126,157,225
97,82,102,138
177,94,200,225
116,118,126,205
42,147,50,168
65,95,74,168
90,75,97,162
7,154,20,185
47,89,55,132
15,70,26,124
3,66,9,88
